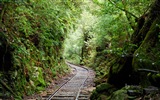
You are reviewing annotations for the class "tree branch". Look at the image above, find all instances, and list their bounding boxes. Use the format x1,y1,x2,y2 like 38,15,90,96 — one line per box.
108,0,138,20
121,0,136,30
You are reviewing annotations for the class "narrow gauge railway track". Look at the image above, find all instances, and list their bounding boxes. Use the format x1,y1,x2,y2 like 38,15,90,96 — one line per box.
43,63,91,100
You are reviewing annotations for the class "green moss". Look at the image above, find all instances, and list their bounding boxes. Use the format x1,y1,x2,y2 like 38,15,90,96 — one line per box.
132,18,160,87
90,89,99,100
108,86,142,100
90,83,117,100
109,89,128,100
98,94,108,100
96,83,113,92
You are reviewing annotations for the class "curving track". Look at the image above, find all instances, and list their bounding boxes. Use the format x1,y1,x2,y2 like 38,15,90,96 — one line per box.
43,63,93,100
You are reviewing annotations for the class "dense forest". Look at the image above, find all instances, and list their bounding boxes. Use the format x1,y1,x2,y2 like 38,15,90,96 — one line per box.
0,0,82,99
0,0,160,99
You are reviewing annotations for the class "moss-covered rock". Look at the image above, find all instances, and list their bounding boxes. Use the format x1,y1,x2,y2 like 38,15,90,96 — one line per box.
91,84,143,100
108,86,142,100
108,88,128,100
90,83,116,100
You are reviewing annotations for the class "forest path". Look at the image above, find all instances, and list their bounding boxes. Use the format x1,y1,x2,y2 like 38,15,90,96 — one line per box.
24,63,95,100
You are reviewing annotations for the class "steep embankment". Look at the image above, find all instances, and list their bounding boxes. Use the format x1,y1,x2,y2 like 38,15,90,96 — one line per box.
91,0,160,99
0,1,81,99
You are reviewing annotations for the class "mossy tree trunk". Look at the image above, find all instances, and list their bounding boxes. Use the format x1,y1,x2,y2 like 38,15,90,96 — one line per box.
108,0,160,88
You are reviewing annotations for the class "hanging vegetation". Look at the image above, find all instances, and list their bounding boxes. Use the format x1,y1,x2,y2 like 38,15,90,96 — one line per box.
0,0,81,99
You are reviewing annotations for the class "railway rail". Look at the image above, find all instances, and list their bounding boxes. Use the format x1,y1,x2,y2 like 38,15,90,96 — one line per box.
41,62,94,100
0,63,95,100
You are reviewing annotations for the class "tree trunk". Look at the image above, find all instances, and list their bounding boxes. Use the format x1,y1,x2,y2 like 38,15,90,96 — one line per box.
108,0,160,88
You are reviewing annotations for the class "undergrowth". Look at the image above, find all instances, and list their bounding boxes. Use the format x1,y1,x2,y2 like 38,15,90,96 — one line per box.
0,0,81,99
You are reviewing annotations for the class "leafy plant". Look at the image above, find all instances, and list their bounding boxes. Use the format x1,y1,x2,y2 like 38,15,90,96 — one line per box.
0,0,81,98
